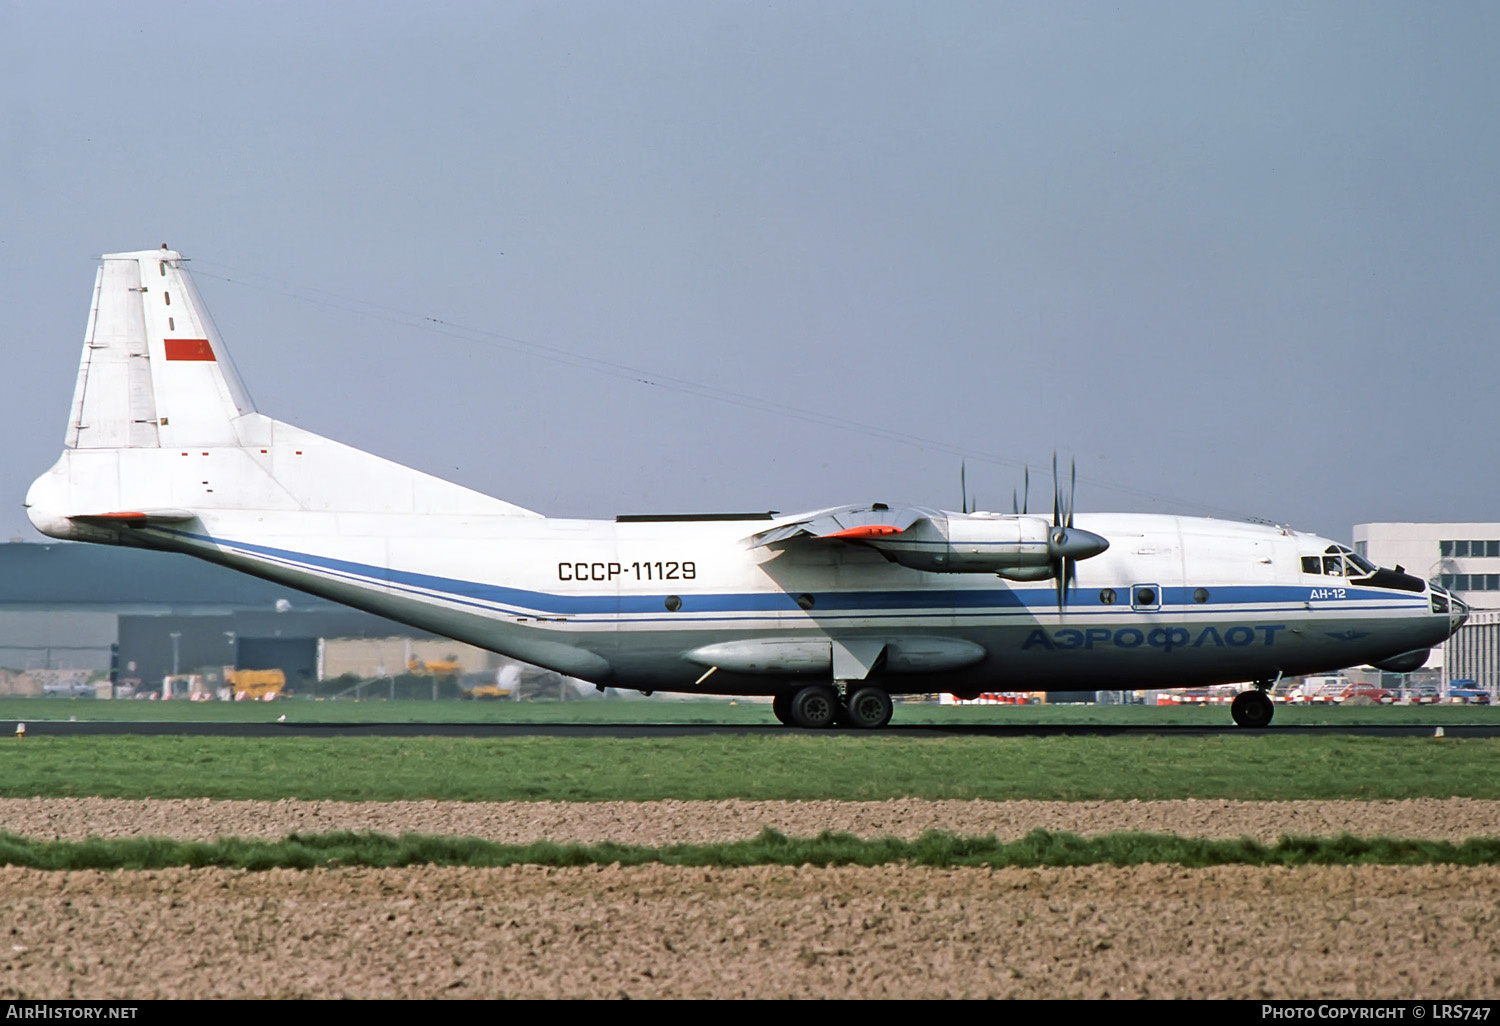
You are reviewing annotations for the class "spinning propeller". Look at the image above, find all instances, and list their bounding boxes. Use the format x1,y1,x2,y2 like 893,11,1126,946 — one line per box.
964,456,1108,608
1045,454,1108,611
1011,466,1030,516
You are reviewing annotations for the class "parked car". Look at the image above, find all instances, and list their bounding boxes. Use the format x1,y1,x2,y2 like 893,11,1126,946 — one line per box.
1448,679,1492,704
1338,684,1393,703
41,680,94,696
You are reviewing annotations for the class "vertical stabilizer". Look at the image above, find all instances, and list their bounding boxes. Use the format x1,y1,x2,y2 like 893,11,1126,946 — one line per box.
68,248,255,450
28,246,541,538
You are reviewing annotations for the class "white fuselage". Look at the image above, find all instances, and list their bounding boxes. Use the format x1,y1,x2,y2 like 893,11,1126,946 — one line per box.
58,505,1456,696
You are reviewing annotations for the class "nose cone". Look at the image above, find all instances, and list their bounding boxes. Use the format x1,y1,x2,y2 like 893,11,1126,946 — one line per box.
1049,527,1109,561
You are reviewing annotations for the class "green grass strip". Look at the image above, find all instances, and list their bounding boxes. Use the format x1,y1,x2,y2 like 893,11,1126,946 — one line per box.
7,734,1500,801
4,828,1500,871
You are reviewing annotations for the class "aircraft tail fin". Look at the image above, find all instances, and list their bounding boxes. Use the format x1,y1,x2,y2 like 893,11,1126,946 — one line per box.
28,248,539,540
68,248,256,450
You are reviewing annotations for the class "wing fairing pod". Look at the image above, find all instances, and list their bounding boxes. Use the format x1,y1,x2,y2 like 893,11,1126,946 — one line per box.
684,636,986,676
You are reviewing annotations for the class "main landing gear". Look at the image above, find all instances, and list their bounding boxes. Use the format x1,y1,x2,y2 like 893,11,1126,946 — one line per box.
1230,683,1275,729
773,683,894,729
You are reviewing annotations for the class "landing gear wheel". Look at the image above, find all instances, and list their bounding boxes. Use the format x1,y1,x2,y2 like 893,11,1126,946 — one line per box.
844,686,894,729
771,693,793,726
1231,689,1274,729
789,685,838,728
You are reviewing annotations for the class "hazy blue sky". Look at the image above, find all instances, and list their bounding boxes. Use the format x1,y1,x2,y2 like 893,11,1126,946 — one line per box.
4,1,1498,543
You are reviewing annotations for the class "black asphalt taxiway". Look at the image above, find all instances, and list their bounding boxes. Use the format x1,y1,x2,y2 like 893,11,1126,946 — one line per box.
4,720,1498,739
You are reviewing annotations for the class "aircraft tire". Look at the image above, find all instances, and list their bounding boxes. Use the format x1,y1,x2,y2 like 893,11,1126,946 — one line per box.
844,686,894,729
789,685,838,729
1230,689,1274,729
771,693,794,726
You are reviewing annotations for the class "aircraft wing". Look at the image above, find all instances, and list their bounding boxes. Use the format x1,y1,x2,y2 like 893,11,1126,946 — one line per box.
744,504,935,549
745,503,1107,579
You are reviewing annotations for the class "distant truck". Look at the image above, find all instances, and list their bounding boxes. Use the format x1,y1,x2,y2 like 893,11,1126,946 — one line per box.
1287,675,1347,703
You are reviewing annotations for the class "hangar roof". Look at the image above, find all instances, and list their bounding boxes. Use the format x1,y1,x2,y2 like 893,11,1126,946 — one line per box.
0,542,343,610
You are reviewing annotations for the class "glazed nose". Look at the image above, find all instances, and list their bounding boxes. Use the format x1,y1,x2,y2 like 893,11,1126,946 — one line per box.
1450,593,1470,633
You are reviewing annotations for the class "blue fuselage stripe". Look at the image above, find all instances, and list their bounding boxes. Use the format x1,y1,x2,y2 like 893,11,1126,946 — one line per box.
166,530,1429,622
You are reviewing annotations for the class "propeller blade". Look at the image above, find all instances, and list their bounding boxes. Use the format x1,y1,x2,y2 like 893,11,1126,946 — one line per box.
1067,459,1077,529
1051,453,1061,528
961,461,969,515
1023,466,1029,515
1048,455,1093,613
1012,488,1018,515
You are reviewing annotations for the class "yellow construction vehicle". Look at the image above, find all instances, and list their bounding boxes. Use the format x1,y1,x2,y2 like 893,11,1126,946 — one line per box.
227,668,286,700
407,657,462,679
459,684,513,702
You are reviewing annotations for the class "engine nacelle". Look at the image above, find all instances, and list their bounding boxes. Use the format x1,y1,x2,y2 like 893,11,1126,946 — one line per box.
867,514,1107,575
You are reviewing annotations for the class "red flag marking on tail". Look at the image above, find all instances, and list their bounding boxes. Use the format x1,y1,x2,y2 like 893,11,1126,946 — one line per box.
164,338,216,361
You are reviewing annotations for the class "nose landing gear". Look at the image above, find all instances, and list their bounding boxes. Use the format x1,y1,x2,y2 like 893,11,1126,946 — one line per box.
1230,683,1275,729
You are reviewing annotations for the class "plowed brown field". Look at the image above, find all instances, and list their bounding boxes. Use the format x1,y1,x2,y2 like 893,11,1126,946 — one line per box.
3,799,1498,999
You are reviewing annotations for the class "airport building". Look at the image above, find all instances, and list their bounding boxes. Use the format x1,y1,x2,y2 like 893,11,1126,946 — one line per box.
1354,522,1500,688
0,541,510,696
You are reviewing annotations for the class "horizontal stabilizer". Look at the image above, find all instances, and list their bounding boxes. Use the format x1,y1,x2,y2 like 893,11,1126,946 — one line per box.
69,509,198,526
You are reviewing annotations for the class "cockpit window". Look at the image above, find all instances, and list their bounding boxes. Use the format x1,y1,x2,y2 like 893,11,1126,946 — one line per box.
1303,550,1376,578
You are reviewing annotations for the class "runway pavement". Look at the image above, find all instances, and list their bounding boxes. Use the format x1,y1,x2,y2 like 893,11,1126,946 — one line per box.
5,719,1498,739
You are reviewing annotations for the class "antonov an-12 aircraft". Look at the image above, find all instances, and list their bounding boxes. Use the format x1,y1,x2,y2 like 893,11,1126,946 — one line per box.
26,248,1469,729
